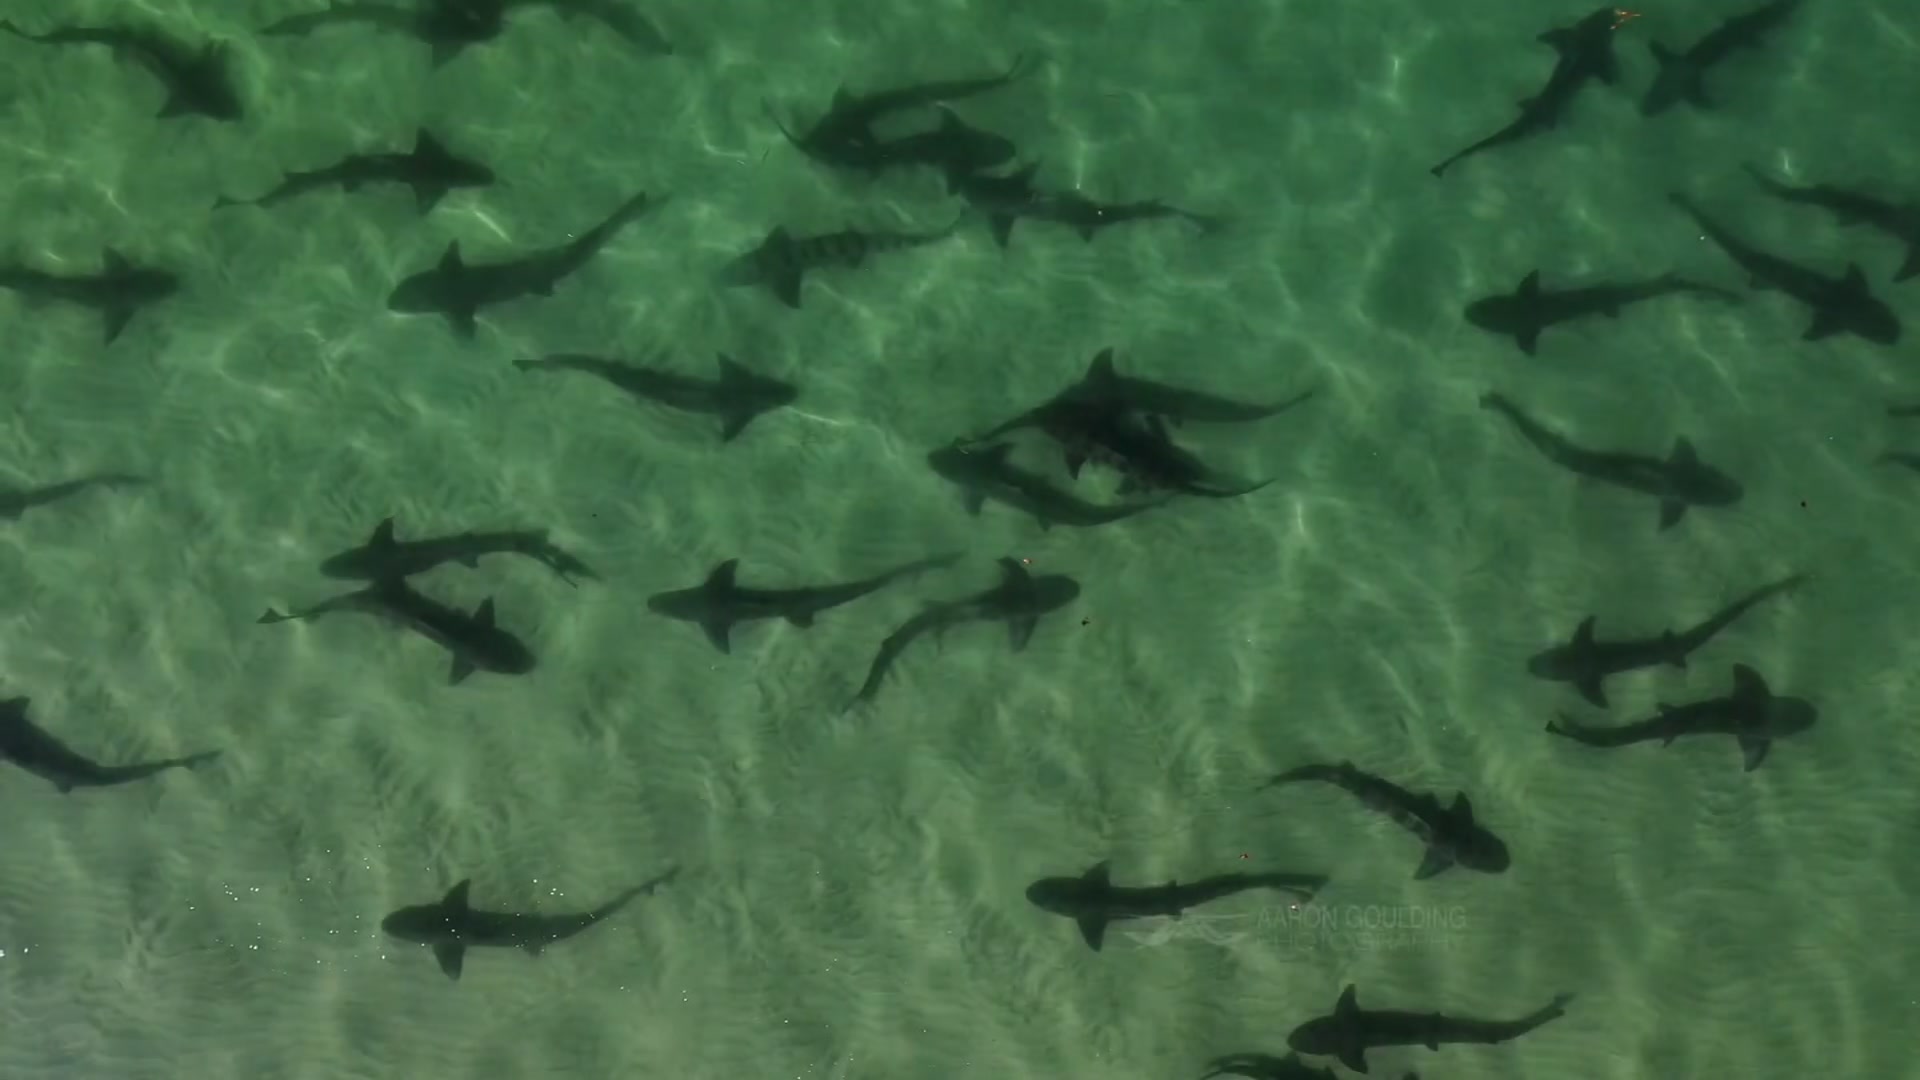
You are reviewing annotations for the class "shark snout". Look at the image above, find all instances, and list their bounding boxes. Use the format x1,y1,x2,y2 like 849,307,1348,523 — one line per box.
1463,298,1516,332
1023,879,1075,913
1524,650,1567,679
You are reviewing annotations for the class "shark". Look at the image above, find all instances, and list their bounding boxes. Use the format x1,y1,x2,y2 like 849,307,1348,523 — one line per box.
973,348,1316,438
1528,573,1806,706
853,107,1018,177
0,474,146,520
1743,164,1920,283
771,54,1037,171
1260,763,1510,880
946,163,1220,247
0,249,180,344
0,20,242,120
513,352,797,441
717,221,958,309
215,128,496,214
645,552,961,654
1480,391,1742,529
1640,0,1803,115
1669,191,1901,344
1428,6,1622,177
926,441,1169,529
1547,662,1815,770
1288,985,1573,1074
1464,269,1739,354
0,697,219,793
849,557,1078,706
1019,405,1273,498
386,189,660,338
258,577,536,684
1024,861,1328,952
261,0,507,67
381,868,677,981
1198,1053,1342,1080
317,517,596,586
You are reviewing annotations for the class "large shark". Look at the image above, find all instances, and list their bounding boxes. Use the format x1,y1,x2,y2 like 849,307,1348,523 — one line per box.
381,868,677,981
1547,663,1815,770
317,517,596,586
1025,861,1327,952
646,552,960,654
1640,0,1802,115
926,442,1168,529
215,129,496,214
0,697,220,793
0,20,241,120
1260,763,1509,880
771,54,1037,171
1464,269,1738,355
1428,7,1621,177
1288,985,1573,1074
258,577,536,684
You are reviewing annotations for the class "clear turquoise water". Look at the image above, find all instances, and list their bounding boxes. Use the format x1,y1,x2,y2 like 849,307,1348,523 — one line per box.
1,1,1917,1077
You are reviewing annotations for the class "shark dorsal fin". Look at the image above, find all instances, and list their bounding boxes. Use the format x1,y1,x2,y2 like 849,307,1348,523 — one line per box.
715,353,749,383
1843,263,1869,291
1517,270,1542,297
1572,615,1596,647
707,559,740,590
370,517,397,547
103,248,131,273
439,242,464,271
0,696,27,722
763,226,793,253
1082,860,1111,884
996,556,1033,588
414,128,447,158
1731,663,1770,702
1449,792,1475,822
1669,437,1699,466
936,105,963,129
1335,984,1360,1018
473,598,496,627
444,879,472,911
1086,348,1118,383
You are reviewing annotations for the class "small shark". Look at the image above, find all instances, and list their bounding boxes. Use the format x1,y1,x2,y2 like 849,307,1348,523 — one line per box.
1743,164,1920,283
1260,763,1509,880
317,516,596,586
1288,985,1573,1074
1669,191,1902,344
1198,1053,1342,1080
1480,391,1742,530
387,190,660,338
258,577,536,684
849,557,1078,706
926,441,1169,529
772,54,1036,171
0,20,241,120
1464,269,1739,354
1547,663,1815,770
1429,6,1621,177
1025,861,1328,952
513,352,797,441
0,474,146,520
261,0,506,67
1641,0,1802,115
646,552,961,654
947,163,1220,246
215,129,496,214
381,868,677,981
717,221,958,309
975,348,1315,438
0,697,219,793
1528,573,1806,706
0,249,180,344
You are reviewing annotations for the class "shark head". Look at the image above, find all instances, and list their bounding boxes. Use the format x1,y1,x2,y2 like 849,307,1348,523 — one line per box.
1463,294,1532,337
1023,876,1093,916
926,440,1014,486
1666,441,1744,507
386,259,460,315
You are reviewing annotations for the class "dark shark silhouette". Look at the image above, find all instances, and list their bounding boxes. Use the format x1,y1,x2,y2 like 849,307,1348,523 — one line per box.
0,474,146,520
318,516,595,586
717,221,957,309
1008,404,1273,499
927,441,1168,529
1547,663,1815,770
1480,391,1742,529
387,190,660,337
0,248,180,344
259,577,536,684
1260,763,1509,880
646,552,960,654
947,162,1221,247
513,352,796,441
1528,574,1805,707
215,129,495,214
1198,1053,1342,1080
1743,164,1920,283
771,54,1036,171
1640,0,1802,115
1669,191,1901,344
1464,269,1739,354
0,20,241,120
856,107,1017,176
850,557,1078,706
1288,985,1573,1074
1429,7,1620,177
0,697,219,793
975,348,1315,438
262,0,505,67
381,868,677,981
1025,861,1327,952
518,0,671,54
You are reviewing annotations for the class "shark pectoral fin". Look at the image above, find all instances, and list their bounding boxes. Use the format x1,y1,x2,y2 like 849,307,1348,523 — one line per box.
1843,263,1870,291
1658,499,1687,530
1516,329,1540,355
102,306,135,344
988,215,1016,248
1075,914,1108,951
1337,1047,1368,1074
1686,80,1712,108
414,184,450,215
1076,225,1097,242
157,94,192,119
55,780,74,794
450,307,479,340
1413,846,1456,880
1739,735,1771,771
786,611,816,628
1008,615,1038,652
1064,450,1087,478
449,657,477,685
439,242,464,271
523,939,546,957
772,268,804,309
961,490,985,515
1575,677,1608,708
1895,246,1920,282
701,619,733,655
996,556,1034,588
1537,27,1573,51
460,555,480,568
432,942,466,980
1663,631,1687,668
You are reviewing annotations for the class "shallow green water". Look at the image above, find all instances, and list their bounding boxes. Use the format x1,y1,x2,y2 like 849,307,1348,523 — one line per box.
1,0,1917,1077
